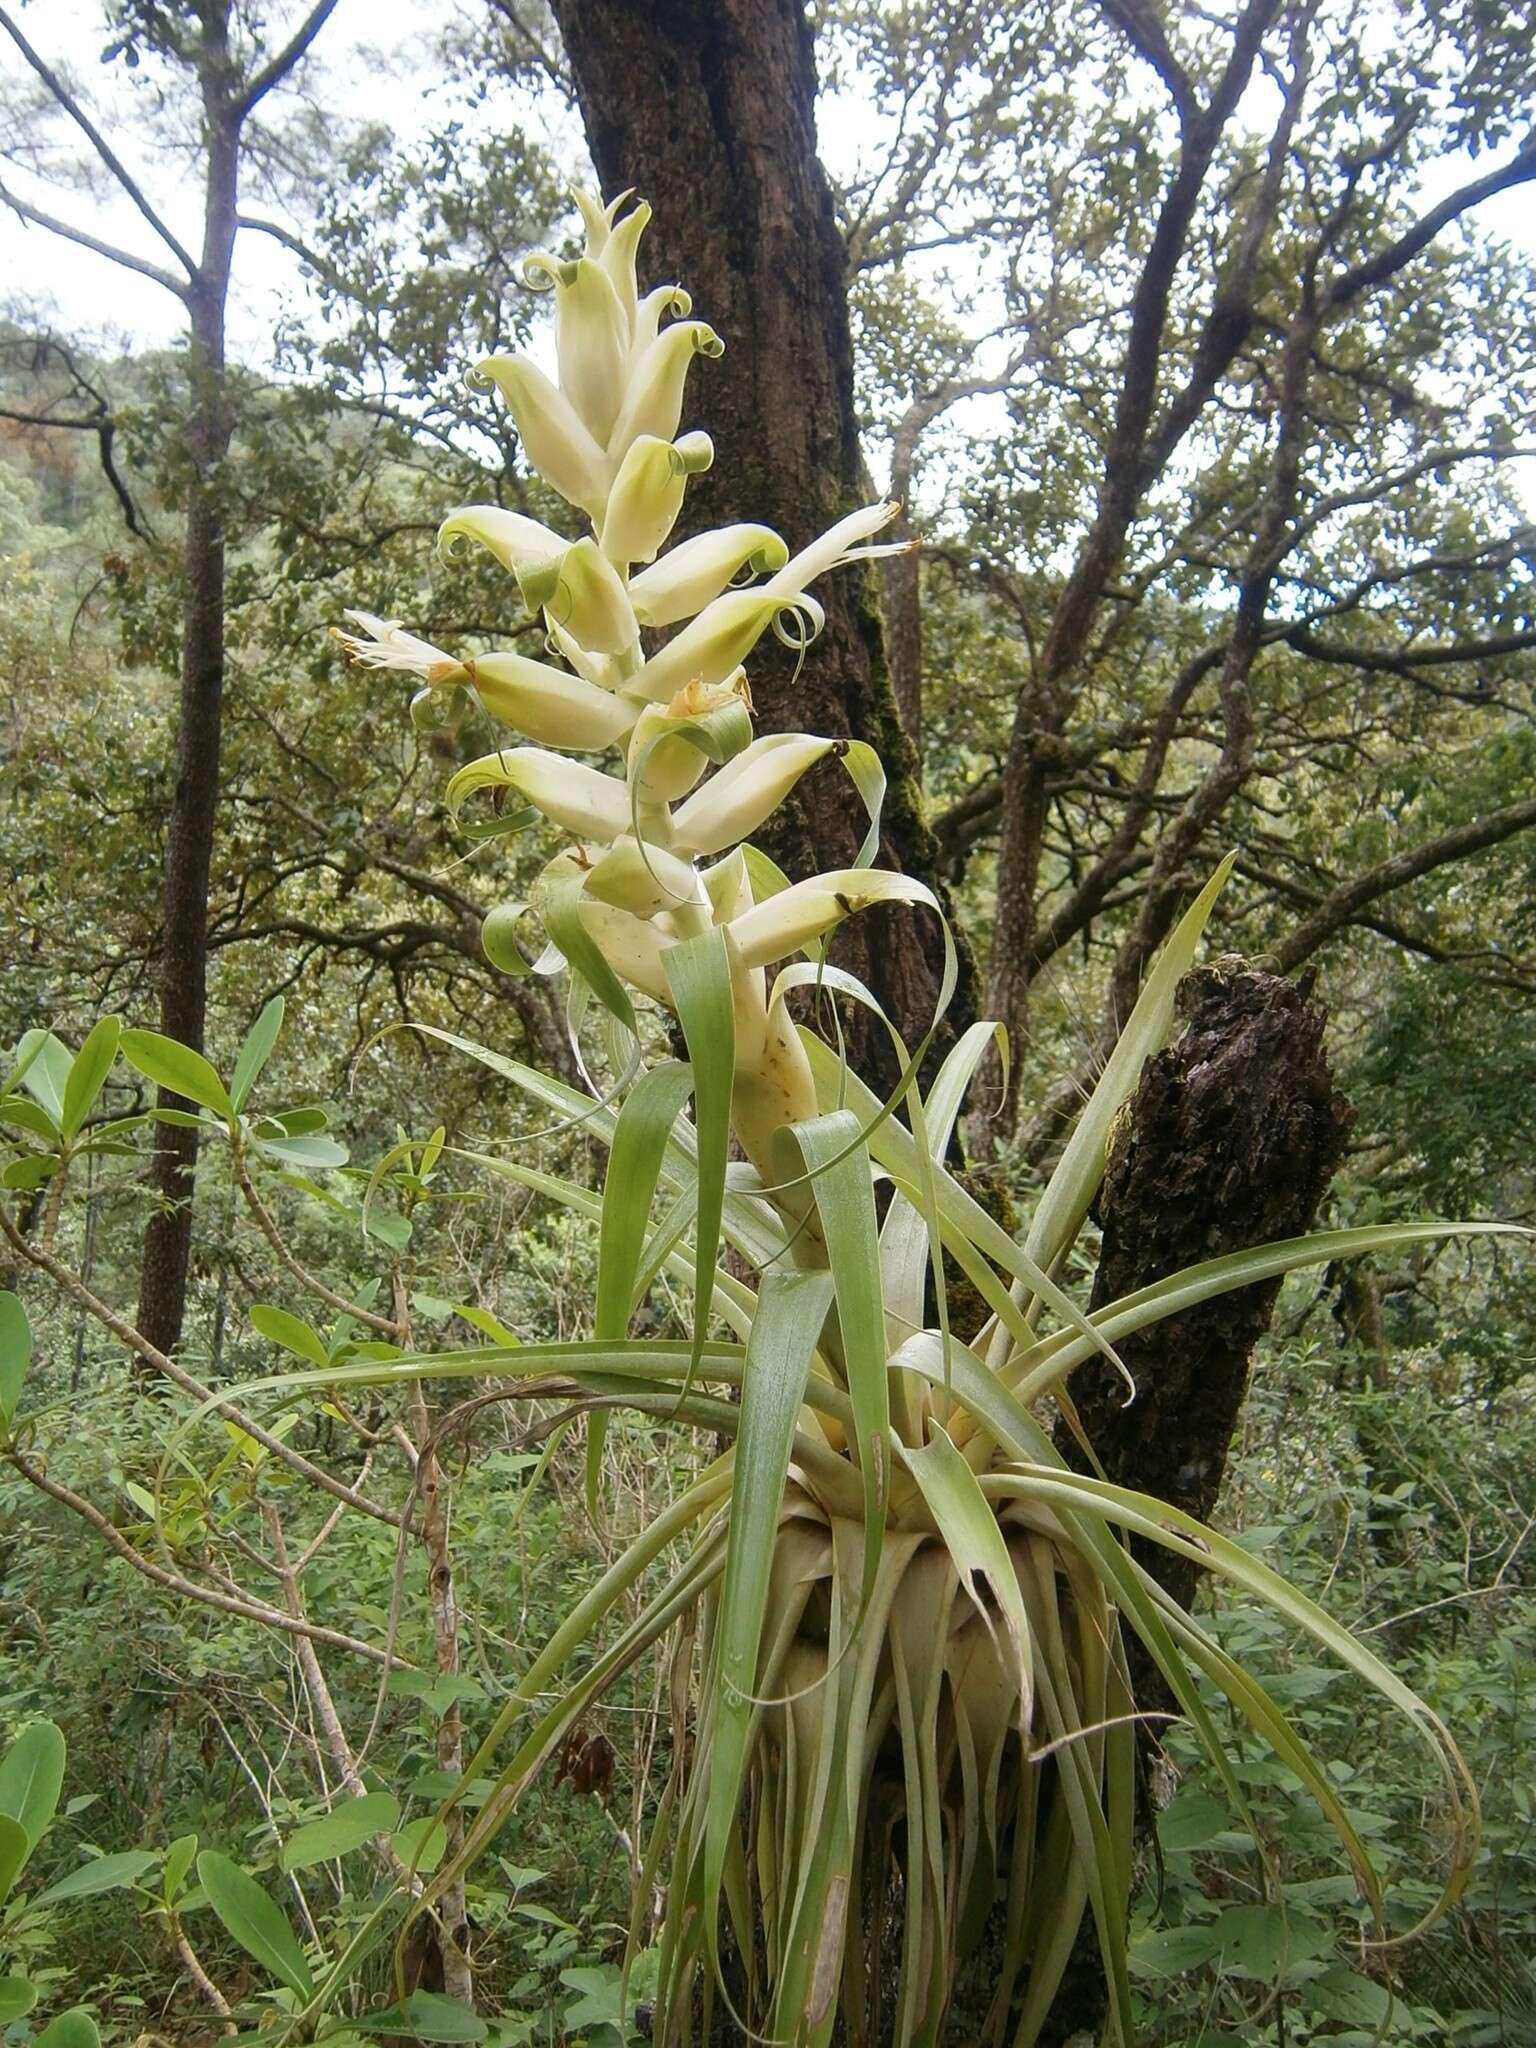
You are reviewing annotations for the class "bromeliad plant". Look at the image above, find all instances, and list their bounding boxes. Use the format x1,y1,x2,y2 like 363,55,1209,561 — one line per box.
319,190,1502,2043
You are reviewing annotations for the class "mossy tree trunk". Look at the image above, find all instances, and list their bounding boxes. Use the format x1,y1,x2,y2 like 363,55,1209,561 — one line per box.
1067,962,1351,1605
1042,961,1351,2037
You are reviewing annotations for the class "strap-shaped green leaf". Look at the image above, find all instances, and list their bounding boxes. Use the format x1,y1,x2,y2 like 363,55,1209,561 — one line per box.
781,1111,890,1606
879,1020,1003,1342
898,1429,1033,1729
535,867,637,1035
589,1061,697,1511
803,1032,1127,1390
702,1273,835,1935
1009,1220,1527,1405
663,929,735,1400
1023,854,1233,1285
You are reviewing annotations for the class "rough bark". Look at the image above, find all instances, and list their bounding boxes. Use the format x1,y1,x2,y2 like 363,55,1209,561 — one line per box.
1066,960,1351,1614
1039,961,1350,2043
546,0,973,1077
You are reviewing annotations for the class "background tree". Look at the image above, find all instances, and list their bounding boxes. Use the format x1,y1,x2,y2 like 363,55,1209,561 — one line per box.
0,0,341,1352
820,0,1536,1136
0,0,1532,2035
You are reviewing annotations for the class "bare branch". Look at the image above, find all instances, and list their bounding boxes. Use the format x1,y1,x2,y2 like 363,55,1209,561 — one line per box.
237,211,387,307
0,1205,405,1532
0,178,187,299
1328,135,1536,309
0,394,150,539
1094,0,1197,126
0,6,198,277
234,0,341,121
7,1448,396,1664
1271,796,1536,972
1280,625,1536,677
484,0,575,104
234,1152,401,1337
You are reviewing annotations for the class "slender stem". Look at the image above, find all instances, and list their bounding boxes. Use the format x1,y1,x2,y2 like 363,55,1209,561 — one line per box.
234,1150,401,1335
265,1505,416,1887
5,1446,394,1663
400,1274,474,2005
171,1922,237,2033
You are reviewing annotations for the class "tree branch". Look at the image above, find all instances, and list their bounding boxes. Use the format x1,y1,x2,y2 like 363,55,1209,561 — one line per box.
1328,135,1536,309
1280,624,1536,677
6,1447,395,1664
234,1152,401,1338
0,396,150,538
233,0,341,120
236,210,387,307
0,178,188,299
1271,796,1536,972
0,6,198,278
1094,0,1196,126
0,1205,405,1532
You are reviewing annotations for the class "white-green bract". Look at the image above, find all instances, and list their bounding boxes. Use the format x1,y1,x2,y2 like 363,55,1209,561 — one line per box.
325,189,1495,2045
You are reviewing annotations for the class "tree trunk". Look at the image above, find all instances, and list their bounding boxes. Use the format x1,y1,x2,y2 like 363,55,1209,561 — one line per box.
1039,961,1350,2041
882,541,922,761
546,0,972,1076
136,63,240,1356
1067,960,1351,1606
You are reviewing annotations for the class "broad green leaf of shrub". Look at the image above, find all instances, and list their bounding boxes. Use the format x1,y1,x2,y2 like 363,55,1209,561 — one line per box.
119,1030,233,1122
162,1832,197,1905
0,1978,37,2022
0,1720,65,1860
34,2013,102,2048
60,1017,121,1141
0,1291,31,1426
230,996,285,1112
391,1817,448,1875
196,1851,314,1998
1211,1902,1332,1979
360,1991,487,2041
31,1849,157,1906
249,1304,330,1366
1128,1922,1225,1976
280,1791,400,1871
